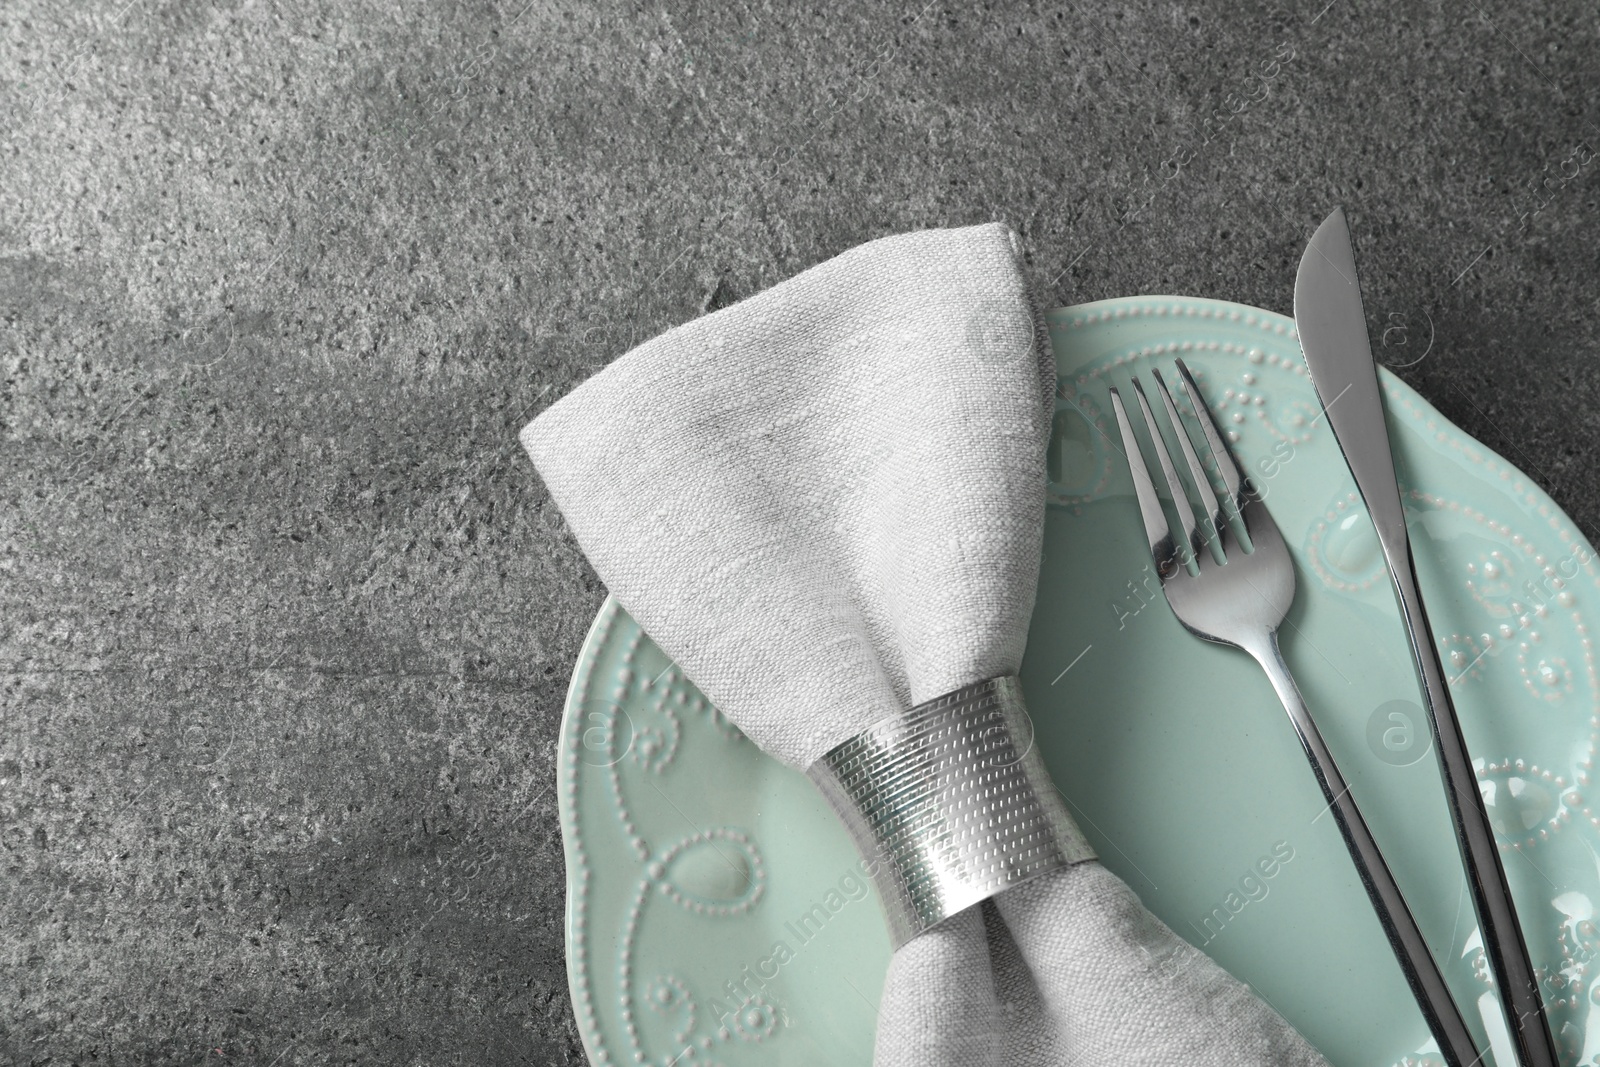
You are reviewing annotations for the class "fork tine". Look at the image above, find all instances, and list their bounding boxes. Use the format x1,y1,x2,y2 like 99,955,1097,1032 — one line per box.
1131,377,1202,567
1109,388,1180,579
1174,358,1247,507
1151,367,1228,559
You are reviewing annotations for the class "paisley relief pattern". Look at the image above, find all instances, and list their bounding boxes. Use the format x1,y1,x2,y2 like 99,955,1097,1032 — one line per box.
1379,388,1600,1060
565,298,1600,1067
563,599,775,1067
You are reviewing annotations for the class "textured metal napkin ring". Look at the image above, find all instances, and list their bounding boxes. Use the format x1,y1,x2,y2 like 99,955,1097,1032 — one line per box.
806,674,1095,949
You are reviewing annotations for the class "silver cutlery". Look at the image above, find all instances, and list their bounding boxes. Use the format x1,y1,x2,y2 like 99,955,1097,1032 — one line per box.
1294,205,1557,1067
1109,360,1482,1067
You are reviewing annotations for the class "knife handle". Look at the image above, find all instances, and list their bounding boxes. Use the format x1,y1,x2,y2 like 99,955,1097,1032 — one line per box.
1390,542,1560,1067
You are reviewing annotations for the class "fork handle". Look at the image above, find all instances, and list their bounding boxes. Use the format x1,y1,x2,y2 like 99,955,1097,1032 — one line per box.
1243,629,1483,1067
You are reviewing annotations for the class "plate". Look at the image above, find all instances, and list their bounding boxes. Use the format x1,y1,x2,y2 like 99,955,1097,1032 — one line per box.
558,296,1600,1067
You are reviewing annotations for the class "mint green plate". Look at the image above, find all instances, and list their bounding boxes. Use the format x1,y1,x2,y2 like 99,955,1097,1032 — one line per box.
558,296,1600,1067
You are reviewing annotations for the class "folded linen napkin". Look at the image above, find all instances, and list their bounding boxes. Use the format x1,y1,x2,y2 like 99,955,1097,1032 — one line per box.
521,222,1330,1065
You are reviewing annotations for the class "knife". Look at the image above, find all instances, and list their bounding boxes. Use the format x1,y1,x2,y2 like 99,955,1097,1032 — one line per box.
1294,206,1557,1067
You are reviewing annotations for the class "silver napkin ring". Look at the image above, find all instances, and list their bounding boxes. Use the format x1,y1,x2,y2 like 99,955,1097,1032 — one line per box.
806,674,1095,949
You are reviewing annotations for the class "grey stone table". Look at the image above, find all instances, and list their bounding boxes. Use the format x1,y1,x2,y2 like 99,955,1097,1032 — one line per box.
2,0,1596,1063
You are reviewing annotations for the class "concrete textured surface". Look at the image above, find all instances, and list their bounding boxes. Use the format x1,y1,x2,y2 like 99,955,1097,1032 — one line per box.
2,0,1597,1063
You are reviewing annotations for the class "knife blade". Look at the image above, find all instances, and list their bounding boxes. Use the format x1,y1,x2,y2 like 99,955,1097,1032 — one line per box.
1294,206,1558,1067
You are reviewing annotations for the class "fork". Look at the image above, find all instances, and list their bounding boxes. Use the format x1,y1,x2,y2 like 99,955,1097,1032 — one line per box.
1109,359,1482,1067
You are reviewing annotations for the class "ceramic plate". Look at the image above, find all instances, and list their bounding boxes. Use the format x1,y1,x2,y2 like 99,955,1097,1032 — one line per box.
558,296,1600,1067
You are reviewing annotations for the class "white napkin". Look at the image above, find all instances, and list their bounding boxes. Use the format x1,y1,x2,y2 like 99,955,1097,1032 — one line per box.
521,222,1330,1065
